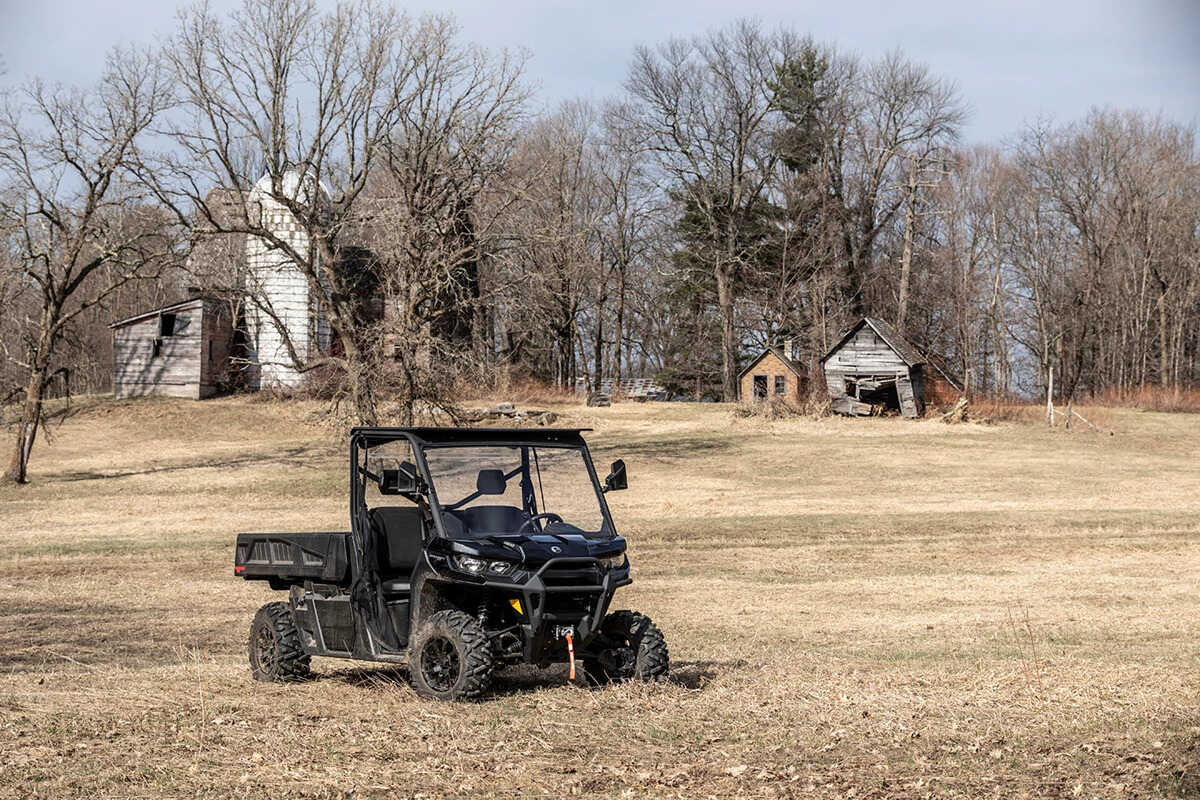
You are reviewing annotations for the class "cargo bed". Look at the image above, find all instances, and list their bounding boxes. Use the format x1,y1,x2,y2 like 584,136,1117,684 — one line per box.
234,532,350,585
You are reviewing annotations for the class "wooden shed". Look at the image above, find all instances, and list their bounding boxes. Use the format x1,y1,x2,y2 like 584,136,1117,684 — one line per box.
820,318,928,418
110,296,233,399
738,342,807,402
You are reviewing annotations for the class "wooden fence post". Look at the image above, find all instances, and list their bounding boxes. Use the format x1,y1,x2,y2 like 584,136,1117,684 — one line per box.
1045,364,1054,427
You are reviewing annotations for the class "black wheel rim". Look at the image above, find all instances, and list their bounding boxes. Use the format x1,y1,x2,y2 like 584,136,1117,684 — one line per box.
420,636,461,693
253,624,278,673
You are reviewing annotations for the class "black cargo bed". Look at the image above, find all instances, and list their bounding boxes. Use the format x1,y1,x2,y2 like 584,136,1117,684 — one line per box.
234,532,350,584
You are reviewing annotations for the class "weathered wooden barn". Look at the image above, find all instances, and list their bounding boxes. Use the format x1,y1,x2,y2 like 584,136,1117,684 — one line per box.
739,341,807,402
110,296,233,399
820,318,930,417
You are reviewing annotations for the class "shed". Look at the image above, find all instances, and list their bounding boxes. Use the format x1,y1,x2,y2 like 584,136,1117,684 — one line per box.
110,296,233,399
738,342,807,402
820,318,928,418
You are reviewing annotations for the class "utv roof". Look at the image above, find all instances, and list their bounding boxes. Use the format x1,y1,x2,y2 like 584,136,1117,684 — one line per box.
351,427,593,447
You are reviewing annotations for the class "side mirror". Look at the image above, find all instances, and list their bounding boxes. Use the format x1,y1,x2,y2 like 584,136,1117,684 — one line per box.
603,459,627,492
378,461,419,495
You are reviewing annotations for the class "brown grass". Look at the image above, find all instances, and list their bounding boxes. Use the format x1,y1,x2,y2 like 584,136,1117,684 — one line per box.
1,398,1199,798
1084,385,1200,414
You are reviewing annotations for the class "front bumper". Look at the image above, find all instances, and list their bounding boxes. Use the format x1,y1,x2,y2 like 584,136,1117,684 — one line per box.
512,557,631,663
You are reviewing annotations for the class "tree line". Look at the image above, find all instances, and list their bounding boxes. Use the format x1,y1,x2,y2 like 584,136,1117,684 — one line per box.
2,2,1197,482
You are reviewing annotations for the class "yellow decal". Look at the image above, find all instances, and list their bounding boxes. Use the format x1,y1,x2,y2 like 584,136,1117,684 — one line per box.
509,598,523,616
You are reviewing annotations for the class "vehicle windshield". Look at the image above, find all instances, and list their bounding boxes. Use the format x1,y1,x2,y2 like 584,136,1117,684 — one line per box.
421,444,609,538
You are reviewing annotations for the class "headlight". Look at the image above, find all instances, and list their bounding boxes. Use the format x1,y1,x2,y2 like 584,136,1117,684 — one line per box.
452,555,517,577
453,555,486,575
599,554,626,570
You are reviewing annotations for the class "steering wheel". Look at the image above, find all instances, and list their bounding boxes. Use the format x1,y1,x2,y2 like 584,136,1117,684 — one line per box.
517,512,563,534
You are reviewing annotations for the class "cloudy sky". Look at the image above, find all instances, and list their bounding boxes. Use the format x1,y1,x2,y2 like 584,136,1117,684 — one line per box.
1,0,1196,143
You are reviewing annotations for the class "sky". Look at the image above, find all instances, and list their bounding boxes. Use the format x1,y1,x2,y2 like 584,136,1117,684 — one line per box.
0,0,1196,144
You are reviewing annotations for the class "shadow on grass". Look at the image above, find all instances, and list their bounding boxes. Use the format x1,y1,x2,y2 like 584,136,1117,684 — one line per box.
318,657,746,696
667,658,745,689
324,664,410,688
0,600,230,673
592,435,735,463
52,445,326,483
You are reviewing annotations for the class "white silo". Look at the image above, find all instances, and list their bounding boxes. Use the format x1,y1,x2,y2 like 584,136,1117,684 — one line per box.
244,169,332,389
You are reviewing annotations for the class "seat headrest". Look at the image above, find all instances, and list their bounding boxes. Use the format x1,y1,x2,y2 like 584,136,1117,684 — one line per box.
476,468,507,495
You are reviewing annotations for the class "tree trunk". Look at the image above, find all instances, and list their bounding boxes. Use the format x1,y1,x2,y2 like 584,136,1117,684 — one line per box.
896,157,918,328
1158,292,1169,387
714,261,737,402
3,368,46,484
614,266,626,385
592,314,604,393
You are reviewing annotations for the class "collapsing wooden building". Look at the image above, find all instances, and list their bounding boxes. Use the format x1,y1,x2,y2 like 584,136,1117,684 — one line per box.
821,317,930,418
110,296,234,399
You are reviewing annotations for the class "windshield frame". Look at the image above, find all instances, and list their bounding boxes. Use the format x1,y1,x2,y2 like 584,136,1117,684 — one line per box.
416,441,616,540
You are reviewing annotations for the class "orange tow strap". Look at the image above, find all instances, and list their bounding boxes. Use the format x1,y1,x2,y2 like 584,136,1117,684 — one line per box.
565,631,576,681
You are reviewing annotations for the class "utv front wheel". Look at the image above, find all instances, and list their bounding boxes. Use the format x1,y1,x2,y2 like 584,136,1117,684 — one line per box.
249,602,311,682
583,611,669,685
409,610,493,701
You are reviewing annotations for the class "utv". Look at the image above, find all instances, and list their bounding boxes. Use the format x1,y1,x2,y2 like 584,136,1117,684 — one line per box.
233,427,668,700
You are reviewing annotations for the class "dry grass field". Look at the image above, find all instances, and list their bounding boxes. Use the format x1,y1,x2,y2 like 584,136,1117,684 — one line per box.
1,397,1198,798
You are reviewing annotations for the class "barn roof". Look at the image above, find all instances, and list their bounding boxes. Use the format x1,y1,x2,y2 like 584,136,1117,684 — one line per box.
109,297,211,329
819,317,926,367
737,347,807,381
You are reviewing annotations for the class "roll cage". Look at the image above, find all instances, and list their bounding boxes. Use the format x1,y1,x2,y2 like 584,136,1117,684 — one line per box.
349,427,619,544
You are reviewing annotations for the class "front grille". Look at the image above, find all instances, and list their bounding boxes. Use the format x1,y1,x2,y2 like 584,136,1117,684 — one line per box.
543,592,597,620
541,562,602,588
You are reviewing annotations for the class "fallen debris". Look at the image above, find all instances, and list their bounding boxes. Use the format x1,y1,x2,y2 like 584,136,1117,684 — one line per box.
463,403,559,426
940,397,969,424
831,395,874,417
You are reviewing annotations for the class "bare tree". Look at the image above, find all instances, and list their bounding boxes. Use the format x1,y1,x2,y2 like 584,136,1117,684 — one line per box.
143,0,528,423
843,51,966,328
142,0,416,423
595,104,660,385
490,101,603,389
363,13,529,412
621,19,794,401
0,51,174,483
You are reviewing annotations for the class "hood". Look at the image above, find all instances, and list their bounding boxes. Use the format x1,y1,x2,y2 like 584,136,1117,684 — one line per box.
443,532,625,567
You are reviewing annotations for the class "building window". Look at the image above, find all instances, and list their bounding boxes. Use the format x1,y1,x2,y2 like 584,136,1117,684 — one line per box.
208,341,214,363
774,375,785,395
752,374,768,400
159,313,177,337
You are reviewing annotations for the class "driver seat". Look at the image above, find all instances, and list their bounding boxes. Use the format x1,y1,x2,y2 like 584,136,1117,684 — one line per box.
370,506,423,595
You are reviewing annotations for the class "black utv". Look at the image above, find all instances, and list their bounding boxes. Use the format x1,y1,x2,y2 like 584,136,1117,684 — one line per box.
233,427,668,700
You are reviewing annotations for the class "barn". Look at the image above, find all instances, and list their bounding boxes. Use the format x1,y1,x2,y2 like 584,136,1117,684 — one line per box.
738,341,807,402
820,317,931,418
110,296,233,399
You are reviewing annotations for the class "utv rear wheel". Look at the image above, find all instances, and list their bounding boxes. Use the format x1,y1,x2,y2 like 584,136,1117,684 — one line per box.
584,611,669,685
409,610,493,701
249,602,311,682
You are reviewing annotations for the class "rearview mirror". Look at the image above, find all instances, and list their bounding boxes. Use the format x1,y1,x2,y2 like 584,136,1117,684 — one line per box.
378,461,419,495
603,459,627,492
